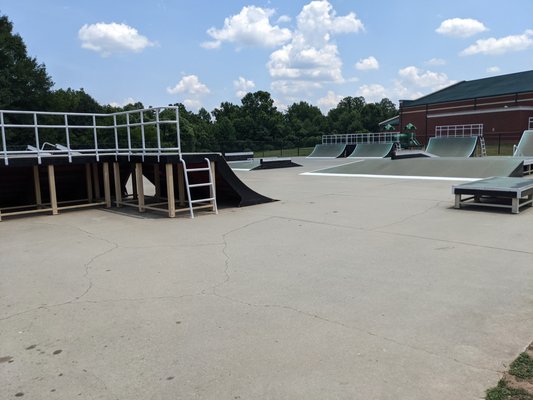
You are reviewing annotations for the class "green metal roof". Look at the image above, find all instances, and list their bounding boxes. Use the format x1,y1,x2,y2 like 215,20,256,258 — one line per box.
401,70,533,107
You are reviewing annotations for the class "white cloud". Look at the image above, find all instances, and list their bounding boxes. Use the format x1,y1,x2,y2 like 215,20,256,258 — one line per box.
486,66,501,74
426,57,446,66
78,22,155,57
234,76,255,98
356,84,387,103
202,6,292,49
109,97,137,107
317,90,343,112
355,56,379,71
277,15,291,23
435,18,487,38
460,30,533,55
183,99,203,111
166,75,210,95
268,0,364,89
398,66,455,89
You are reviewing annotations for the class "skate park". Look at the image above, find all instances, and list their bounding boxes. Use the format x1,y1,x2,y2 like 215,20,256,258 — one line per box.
2,108,533,400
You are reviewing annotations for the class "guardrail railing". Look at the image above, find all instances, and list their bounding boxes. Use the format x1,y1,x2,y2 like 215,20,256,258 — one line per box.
322,132,402,144
0,106,181,165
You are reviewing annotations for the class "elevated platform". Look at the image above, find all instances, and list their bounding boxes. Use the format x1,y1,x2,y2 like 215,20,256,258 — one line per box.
453,177,533,214
348,143,395,158
228,157,301,171
0,153,274,221
425,136,478,157
307,144,346,158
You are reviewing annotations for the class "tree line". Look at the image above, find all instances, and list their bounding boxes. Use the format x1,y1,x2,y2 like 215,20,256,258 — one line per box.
1,14,397,152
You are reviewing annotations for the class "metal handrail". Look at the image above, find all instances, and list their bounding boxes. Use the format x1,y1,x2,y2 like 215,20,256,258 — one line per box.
435,124,483,137
0,107,181,165
322,132,402,144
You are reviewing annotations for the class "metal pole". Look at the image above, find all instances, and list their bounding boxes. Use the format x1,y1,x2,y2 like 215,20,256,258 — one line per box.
64,114,72,162
93,115,99,161
1,112,9,165
113,114,118,157
33,113,41,164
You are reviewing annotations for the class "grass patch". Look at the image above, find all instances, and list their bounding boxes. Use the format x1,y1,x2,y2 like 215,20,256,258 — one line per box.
510,353,533,380
486,380,533,400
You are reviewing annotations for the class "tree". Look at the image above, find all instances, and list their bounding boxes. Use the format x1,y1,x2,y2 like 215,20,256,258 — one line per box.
0,14,53,110
285,101,326,146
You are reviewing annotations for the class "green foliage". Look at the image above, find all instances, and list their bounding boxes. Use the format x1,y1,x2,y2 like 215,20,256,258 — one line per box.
0,15,53,110
486,379,533,400
510,353,533,380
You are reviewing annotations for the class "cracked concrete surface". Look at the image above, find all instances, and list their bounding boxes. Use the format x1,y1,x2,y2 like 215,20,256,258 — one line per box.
1,157,533,400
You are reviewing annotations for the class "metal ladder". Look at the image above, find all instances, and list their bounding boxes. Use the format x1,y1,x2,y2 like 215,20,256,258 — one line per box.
478,135,487,157
180,158,218,218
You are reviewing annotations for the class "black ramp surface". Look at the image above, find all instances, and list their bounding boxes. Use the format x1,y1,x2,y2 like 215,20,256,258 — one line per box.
307,144,346,158
348,143,394,158
425,137,478,157
141,154,274,207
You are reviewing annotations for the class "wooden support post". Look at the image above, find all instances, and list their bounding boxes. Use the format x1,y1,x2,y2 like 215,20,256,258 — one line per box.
47,165,58,215
85,164,93,203
154,164,161,200
165,163,176,218
113,162,122,207
102,162,111,208
135,163,145,212
33,165,42,207
92,163,101,199
177,162,185,206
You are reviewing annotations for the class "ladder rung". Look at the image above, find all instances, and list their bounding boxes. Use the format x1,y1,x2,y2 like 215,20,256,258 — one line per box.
189,198,215,204
188,182,212,188
186,167,210,172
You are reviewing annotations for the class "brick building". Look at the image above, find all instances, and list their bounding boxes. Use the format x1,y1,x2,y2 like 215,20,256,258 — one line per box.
398,70,533,147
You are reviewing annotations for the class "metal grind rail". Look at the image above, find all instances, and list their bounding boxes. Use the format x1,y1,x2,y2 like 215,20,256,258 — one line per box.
322,132,402,145
0,107,182,166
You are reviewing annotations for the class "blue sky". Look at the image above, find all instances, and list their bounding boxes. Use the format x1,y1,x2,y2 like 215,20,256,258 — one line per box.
2,0,533,113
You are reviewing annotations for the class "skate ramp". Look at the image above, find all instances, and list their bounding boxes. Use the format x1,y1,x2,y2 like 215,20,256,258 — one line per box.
348,143,394,158
513,130,533,157
307,144,346,158
426,137,478,157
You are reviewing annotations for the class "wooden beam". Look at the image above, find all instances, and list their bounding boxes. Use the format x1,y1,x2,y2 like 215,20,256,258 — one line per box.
165,163,176,218
135,163,145,212
102,162,111,208
113,162,122,207
47,165,58,215
92,163,101,199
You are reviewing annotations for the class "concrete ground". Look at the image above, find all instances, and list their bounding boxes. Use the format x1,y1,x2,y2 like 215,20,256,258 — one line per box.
1,157,533,400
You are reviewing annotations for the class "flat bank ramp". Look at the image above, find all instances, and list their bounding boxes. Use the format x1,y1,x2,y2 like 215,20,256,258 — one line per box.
348,143,394,158
426,136,478,157
308,157,525,179
307,144,346,158
514,130,533,157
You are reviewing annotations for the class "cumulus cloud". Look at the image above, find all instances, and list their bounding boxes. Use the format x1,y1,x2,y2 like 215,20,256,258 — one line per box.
234,76,255,98
435,18,487,38
166,75,210,95
426,57,446,66
277,15,291,23
356,84,387,103
201,6,292,49
398,66,455,89
167,75,210,111
460,30,533,55
268,0,364,88
109,97,137,107
317,90,343,112
355,56,379,71
78,22,155,57
486,66,501,74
